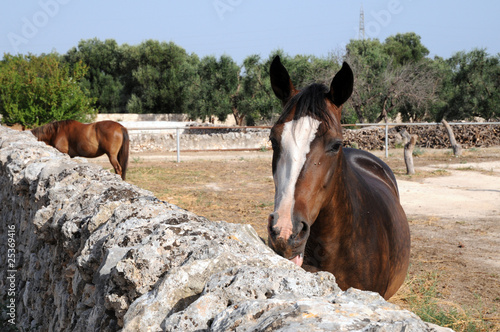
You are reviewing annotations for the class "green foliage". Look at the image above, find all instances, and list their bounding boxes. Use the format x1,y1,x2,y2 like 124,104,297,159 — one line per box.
192,55,239,122
345,39,390,122
412,147,424,157
63,39,201,115
277,51,341,89
3,34,498,126
383,32,429,65
130,40,200,115
439,49,500,121
0,54,96,127
231,54,278,125
345,34,439,123
64,38,124,113
231,51,341,125
126,94,143,113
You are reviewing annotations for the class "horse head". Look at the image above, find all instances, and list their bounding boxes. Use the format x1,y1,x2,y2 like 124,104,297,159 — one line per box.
267,55,353,267
31,122,57,146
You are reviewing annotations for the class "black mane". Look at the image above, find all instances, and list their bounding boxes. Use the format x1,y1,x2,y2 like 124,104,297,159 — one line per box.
276,83,337,128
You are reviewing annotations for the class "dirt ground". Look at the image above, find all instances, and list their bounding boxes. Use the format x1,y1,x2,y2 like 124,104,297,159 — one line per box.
90,147,500,328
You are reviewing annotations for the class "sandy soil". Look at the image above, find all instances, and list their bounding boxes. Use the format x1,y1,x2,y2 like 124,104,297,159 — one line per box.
400,162,499,221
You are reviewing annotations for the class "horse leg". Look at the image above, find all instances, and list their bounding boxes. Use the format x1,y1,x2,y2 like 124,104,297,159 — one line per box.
107,154,123,178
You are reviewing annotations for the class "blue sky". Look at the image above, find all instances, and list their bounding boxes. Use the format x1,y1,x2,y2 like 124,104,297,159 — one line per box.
2,0,499,64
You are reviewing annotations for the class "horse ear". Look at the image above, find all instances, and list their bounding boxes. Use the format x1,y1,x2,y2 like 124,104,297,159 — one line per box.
270,55,295,104
329,62,354,107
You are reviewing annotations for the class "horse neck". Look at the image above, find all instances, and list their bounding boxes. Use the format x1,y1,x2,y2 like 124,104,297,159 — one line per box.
316,149,356,231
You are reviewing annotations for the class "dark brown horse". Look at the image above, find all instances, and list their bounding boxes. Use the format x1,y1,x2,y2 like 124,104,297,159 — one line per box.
267,56,410,300
31,120,129,180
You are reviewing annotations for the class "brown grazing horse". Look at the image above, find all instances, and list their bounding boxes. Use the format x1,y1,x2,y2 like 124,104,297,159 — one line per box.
267,56,410,300
31,120,129,180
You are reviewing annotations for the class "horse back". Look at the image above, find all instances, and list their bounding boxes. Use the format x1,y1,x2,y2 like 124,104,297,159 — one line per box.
341,148,406,231
94,121,125,137
343,148,400,199
341,148,410,298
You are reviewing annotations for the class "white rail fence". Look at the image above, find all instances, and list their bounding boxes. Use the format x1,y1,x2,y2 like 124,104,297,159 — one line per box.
122,122,500,162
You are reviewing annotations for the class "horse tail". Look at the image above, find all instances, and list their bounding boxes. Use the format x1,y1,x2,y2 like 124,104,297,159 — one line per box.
118,126,130,180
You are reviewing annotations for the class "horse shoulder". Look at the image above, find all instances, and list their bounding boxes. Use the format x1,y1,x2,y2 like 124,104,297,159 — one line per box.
53,135,70,154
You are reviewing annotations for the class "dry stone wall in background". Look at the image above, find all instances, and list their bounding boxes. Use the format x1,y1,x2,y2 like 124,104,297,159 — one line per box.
129,124,500,153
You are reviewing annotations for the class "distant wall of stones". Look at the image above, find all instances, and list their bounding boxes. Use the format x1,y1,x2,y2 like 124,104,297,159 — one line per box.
343,124,500,150
130,127,271,152
0,126,445,331
128,124,500,152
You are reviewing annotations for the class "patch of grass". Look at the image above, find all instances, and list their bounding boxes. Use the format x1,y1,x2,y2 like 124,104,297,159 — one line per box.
394,272,498,332
256,201,274,208
431,169,449,176
128,166,204,185
413,147,425,157
456,166,476,171
394,168,450,180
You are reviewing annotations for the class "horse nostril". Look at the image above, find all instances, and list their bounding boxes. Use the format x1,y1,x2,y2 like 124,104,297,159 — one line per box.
299,221,309,238
269,227,280,238
268,213,280,238
268,213,275,226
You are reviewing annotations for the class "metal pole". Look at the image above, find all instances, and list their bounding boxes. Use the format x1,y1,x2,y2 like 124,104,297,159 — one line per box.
385,123,389,158
176,128,180,163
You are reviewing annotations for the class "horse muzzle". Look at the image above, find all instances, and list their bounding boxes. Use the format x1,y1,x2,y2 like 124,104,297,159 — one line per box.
267,213,309,267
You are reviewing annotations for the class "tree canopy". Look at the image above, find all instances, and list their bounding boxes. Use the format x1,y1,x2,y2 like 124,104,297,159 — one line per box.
439,49,500,121
0,53,96,127
1,33,499,127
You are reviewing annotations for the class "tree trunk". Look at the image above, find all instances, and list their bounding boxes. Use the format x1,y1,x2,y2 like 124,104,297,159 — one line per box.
352,105,365,123
401,129,417,175
231,84,244,126
232,107,245,126
441,119,462,156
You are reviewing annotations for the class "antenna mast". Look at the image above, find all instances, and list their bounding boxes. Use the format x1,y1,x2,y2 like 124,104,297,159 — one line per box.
359,4,365,40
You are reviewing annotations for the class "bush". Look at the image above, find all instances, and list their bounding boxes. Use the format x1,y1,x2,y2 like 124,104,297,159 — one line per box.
0,54,96,127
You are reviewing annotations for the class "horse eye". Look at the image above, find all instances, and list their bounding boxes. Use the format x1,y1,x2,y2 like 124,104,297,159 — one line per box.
327,141,342,154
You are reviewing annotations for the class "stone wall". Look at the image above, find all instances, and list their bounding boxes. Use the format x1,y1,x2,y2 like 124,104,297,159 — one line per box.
131,127,271,152
0,126,451,331
125,124,500,153
96,113,237,126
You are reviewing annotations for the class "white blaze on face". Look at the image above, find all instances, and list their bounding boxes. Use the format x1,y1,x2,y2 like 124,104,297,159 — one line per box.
273,116,321,240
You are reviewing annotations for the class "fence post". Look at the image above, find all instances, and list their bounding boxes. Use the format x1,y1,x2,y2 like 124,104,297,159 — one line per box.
385,123,389,158
176,128,180,163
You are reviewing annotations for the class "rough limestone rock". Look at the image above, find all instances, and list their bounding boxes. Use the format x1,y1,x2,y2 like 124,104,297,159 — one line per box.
0,126,453,331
